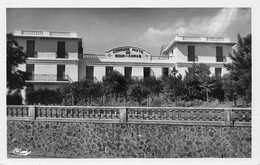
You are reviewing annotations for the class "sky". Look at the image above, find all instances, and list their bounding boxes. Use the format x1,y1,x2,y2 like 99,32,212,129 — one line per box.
7,8,251,55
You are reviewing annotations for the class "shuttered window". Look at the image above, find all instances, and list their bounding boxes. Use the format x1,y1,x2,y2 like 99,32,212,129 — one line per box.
144,67,151,78
86,66,94,81
26,40,35,57
162,67,169,77
57,41,66,58
215,68,222,78
106,66,113,76
57,65,65,81
216,46,223,62
125,67,132,79
188,46,195,61
26,64,34,80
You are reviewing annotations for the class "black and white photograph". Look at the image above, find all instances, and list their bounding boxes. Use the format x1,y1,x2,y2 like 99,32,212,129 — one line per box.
2,0,259,165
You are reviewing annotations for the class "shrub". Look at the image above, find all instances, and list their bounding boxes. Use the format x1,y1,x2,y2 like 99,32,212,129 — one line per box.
27,88,62,105
7,90,23,105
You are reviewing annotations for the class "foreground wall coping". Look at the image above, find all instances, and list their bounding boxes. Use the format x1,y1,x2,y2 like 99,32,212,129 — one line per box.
6,105,251,127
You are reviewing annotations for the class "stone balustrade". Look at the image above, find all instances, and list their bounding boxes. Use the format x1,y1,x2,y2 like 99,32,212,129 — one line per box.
6,105,251,127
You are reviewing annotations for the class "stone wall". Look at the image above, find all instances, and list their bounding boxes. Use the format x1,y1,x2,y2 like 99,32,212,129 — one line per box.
7,106,251,158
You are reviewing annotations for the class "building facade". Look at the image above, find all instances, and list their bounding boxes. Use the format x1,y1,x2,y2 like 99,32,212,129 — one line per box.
79,46,174,81
14,30,83,90
162,36,236,77
14,30,236,92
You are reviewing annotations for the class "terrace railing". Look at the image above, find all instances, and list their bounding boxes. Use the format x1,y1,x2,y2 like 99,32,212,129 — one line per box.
7,106,251,127
27,74,73,82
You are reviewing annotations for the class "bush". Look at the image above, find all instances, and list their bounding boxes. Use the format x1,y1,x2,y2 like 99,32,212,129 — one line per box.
7,90,23,105
27,88,62,105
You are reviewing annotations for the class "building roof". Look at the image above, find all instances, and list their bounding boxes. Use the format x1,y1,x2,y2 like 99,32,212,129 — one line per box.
163,36,236,54
13,29,81,39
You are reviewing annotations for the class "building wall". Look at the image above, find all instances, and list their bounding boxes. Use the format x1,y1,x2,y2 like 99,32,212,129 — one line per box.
15,38,79,59
174,43,232,63
151,67,162,77
114,66,124,75
94,66,106,81
15,36,79,91
78,63,173,81
177,66,228,77
66,64,78,81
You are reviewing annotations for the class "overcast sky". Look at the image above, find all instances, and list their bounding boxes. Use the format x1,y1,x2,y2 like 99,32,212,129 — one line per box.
7,8,251,55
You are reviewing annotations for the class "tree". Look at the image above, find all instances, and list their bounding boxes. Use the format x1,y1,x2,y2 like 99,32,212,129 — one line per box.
224,33,251,105
7,33,28,90
142,76,164,106
102,71,127,101
183,63,211,101
198,78,218,104
162,67,184,106
222,74,238,106
127,80,150,104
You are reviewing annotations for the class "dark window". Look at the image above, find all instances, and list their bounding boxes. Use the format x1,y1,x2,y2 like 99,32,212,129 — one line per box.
215,68,222,78
57,65,65,81
26,64,34,80
57,41,66,58
216,46,223,62
26,40,35,57
125,67,132,79
86,66,94,81
144,67,151,78
188,46,195,61
106,66,113,76
162,68,169,77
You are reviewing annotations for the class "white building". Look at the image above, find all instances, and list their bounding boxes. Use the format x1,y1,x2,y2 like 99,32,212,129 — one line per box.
14,30,236,92
162,36,236,77
14,29,83,90
79,46,174,81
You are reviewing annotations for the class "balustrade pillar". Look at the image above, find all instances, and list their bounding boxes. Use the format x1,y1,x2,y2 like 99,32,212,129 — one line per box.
119,107,127,123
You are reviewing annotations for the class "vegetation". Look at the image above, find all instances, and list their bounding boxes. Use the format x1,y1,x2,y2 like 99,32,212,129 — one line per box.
6,33,30,104
7,33,251,107
224,34,251,106
26,88,62,105
6,33,28,90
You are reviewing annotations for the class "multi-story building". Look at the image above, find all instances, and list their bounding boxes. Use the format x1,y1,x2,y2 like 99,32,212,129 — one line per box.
14,29,83,90
162,36,236,77
14,30,236,92
78,46,174,81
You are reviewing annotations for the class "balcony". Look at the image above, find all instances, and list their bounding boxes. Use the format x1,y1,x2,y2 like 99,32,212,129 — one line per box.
150,56,171,61
216,56,227,62
56,52,69,58
187,55,198,62
82,54,106,60
25,51,38,58
27,74,72,82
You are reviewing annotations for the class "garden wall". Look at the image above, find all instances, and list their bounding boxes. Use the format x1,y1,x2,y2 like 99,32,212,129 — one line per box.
7,106,251,158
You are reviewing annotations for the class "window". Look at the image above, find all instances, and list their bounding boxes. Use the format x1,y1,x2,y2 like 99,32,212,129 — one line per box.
125,67,132,79
86,66,94,81
26,64,34,80
26,40,35,57
57,41,66,58
215,68,222,78
57,65,65,81
162,67,169,77
188,46,195,61
144,67,151,78
216,46,223,62
106,66,113,76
